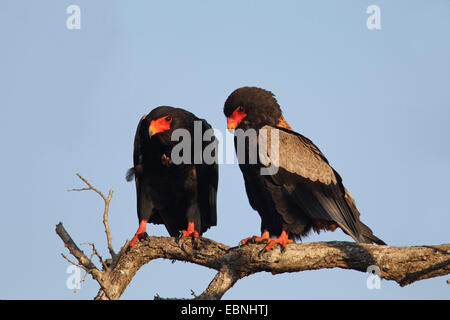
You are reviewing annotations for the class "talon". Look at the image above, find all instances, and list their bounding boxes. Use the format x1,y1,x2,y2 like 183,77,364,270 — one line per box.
180,222,200,239
258,247,268,258
239,236,254,246
180,240,187,252
239,230,270,247
138,232,148,241
175,231,184,244
176,233,186,251
263,230,293,252
192,237,201,249
129,220,148,248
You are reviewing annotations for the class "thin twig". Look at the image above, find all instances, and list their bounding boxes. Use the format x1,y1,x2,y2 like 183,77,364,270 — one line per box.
103,189,116,261
71,173,117,260
58,175,450,300
61,253,87,293
75,173,107,201
81,242,108,271
78,271,90,291
69,187,92,192
62,251,91,293
56,222,104,282
61,253,86,271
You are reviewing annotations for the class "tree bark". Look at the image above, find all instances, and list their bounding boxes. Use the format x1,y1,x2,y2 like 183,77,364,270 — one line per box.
58,175,450,300
56,223,449,300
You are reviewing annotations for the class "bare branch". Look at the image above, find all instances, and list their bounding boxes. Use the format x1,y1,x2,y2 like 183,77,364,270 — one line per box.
195,265,240,300
74,173,107,201
70,174,117,260
91,236,450,300
81,242,108,271
57,175,450,300
69,187,92,192
61,253,85,271
55,222,104,284
103,188,116,261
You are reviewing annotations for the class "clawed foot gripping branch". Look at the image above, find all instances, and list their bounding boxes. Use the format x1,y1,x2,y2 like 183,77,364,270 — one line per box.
56,174,450,300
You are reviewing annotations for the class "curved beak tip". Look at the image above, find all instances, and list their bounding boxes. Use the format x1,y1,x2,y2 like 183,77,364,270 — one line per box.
227,118,238,130
148,125,156,137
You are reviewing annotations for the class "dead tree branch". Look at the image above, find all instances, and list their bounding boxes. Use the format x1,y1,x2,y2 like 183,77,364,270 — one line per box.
70,173,116,261
57,175,450,300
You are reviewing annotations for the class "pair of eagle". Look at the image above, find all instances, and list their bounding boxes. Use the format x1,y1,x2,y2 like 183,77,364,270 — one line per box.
126,87,385,251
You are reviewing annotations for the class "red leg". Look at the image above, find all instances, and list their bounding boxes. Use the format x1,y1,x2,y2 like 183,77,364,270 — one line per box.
180,221,199,238
239,230,270,246
263,230,293,252
130,219,147,248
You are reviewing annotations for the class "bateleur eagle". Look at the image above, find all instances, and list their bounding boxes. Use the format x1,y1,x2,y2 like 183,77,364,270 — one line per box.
127,106,218,248
224,87,385,252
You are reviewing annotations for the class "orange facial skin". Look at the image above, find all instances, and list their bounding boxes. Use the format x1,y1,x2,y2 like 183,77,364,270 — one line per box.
149,115,172,136
227,107,247,130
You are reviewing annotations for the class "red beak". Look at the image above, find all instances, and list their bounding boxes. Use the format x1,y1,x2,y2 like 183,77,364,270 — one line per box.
227,108,247,130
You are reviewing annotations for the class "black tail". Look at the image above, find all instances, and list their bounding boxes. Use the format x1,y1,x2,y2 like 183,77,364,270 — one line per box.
125,167,135,182
357,221,386,245
342,188,386,245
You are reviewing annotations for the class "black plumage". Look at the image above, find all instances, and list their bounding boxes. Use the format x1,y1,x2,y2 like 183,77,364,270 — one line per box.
224,87,385,250
127,106,218,247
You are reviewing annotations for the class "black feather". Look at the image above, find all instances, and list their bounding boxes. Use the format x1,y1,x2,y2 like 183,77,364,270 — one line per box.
125,167,135,182
128,107,218,237
225,86,385,245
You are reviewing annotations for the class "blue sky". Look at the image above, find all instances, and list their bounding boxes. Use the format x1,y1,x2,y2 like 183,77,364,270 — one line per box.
0,0,449,299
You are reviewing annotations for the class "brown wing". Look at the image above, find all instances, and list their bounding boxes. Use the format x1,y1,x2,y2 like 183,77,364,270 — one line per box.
258,125,367,242
259,125,337,185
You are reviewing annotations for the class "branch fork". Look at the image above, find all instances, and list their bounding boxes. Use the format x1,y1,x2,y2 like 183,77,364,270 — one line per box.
57,174,450,300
